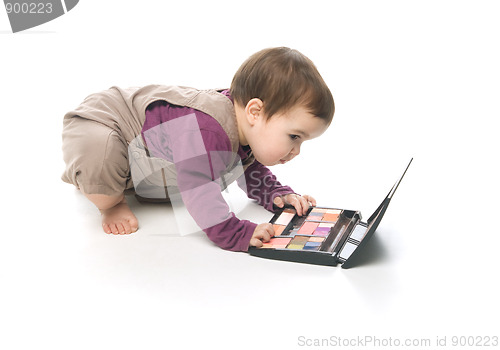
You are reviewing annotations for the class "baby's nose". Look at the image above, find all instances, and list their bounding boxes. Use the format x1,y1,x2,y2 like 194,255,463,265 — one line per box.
287,152,298,161
292,145,301,157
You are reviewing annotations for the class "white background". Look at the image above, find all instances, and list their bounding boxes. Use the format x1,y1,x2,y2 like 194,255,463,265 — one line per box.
1,1,499,349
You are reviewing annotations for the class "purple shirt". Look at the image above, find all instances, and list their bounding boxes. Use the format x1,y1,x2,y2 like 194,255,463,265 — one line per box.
141,90,294,251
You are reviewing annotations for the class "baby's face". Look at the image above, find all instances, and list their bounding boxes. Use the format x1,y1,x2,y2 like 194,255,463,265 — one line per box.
248,105,328,166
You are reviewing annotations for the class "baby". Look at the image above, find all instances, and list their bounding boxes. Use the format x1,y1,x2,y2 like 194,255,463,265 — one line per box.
61,47,334,251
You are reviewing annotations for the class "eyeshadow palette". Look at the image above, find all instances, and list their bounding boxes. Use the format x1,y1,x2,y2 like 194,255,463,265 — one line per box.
248,159,413,268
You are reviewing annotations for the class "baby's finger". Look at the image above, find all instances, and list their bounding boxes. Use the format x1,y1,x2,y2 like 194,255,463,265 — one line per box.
273,196,285,208
298,195,311,212
285,195,301,215
266,223,276,237
260,230,272,242
303,194,317,207
291,196,308,216
262,223,275,241
250,238,264,247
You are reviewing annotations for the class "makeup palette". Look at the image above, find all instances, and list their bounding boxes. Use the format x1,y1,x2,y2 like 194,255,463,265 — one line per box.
248,159,413,268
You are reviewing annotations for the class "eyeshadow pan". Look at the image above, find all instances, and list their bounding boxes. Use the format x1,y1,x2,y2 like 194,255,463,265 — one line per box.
323,213,339,222
311,208,328,213
273,224,286,236
306,212,324,221
274,212,295,225
313,226,331,236
309,237,325,243
327,209,341,214
298,222,319,235
286,235,309,249
291,236,309,243
261,237,292,249
313,231,329,237
303,242,321,251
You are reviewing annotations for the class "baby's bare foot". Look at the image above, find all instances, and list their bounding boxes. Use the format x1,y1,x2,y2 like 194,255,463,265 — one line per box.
100,200,139,235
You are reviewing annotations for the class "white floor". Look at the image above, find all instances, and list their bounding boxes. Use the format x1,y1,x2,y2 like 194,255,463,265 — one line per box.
1,2,500,350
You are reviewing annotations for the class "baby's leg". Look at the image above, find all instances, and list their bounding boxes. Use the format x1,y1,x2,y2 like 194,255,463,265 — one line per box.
62,116,139,235
83,192,138,235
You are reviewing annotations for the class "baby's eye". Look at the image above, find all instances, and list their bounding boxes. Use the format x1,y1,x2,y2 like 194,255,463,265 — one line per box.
289,134,300,141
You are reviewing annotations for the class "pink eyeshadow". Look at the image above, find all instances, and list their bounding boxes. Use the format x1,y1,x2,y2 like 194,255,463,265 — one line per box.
275,212,295,225
298,222,319,235
267,237,292,249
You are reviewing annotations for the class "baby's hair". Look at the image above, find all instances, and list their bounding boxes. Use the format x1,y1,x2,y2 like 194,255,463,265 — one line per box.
230,47,334,124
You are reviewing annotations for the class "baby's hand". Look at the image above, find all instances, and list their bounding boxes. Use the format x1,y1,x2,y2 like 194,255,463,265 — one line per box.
249,223,275,248
273,194,316,216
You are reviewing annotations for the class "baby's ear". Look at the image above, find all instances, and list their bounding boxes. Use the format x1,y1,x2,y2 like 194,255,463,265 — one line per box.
245,98,264,125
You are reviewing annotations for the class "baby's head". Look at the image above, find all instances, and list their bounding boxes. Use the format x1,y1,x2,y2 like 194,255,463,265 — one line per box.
231,47,334,166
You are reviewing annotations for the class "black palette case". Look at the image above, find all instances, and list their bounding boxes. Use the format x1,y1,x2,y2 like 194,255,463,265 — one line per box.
248,159,412,268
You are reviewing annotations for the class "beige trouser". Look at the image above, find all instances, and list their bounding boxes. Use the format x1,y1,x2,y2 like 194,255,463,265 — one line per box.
61,114,173,204
61,115,134,196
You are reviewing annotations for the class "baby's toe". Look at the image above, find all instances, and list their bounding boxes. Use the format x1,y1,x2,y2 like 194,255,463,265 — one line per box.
122,221,132,234
109,224,120,235
102,223,112,234
114,223,125,235
129,217,139,233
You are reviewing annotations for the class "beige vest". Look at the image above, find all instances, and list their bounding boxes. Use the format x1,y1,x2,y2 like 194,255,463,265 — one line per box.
65,85,254,198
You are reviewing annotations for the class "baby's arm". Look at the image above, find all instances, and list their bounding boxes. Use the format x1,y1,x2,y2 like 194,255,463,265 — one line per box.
239,161,316,215
174,132,257,251
143,103,258,252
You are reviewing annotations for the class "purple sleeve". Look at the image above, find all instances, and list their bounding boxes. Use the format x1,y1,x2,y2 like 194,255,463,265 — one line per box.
239,160,296,212
168,119,257,252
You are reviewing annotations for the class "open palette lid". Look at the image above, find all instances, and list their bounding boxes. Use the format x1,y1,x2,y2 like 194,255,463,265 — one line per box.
248,158,412,268
341,158,413,268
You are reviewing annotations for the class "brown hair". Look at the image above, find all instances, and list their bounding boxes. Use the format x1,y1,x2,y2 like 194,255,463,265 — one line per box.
230,47,334,123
